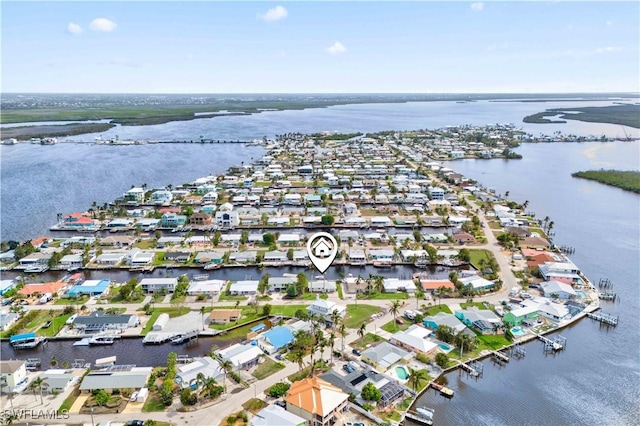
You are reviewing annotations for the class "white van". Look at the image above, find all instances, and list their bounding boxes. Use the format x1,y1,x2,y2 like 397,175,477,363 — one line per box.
66,313,78,325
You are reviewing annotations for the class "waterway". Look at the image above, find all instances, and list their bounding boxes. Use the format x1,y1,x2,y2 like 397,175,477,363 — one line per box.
1,101,639,424
411,141,640,426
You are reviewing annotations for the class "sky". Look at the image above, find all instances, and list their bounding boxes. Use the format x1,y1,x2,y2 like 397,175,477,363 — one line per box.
1,1,639,93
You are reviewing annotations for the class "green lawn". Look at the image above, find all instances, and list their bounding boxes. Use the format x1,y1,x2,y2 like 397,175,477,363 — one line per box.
350,332,385,350
252,358,285,380
357,292,409,300
54,295,89,305
38,313,74,337
460,302,488,310
343,304,381,328
468,248,497,270
218,293,248,302
381,319,410,333
58,388,80,414
134,239,156,249
1,310,71,338
301,293,328,300
337,282,344,300
242,398,268,414
423,304,453,316
142,393,166,412
476,333,511,350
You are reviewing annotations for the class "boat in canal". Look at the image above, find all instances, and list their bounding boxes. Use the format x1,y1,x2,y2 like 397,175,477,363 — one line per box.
73,338,91,346
89,335,116,345
416,406,435,420
10,333,45,349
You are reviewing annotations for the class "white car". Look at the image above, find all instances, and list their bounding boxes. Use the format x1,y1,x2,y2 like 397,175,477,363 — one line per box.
129,391,139,402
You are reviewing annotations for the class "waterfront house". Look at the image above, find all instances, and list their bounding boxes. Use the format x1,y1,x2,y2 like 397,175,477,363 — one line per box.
260,326,295,354
189,212,212,226
59,254,83,269
0,360,27,393
539,261,582,284
19,281,65,296
268,276,297,292
419,279,456,294
348,248,366,263
107,218,134,228
320,368,406,408
423,312,467,333
368,249,395,261
126,248,155,266
161,213,187,228
360,341,413,372
100,235,137,248
540,280,577,299
229,251,258,263
389,324,438,356
188,279,225,296
382,278,416,294
175,357,224,389
62,213,96,229
61,236,97,247
533,299,571,322
0,250,15,264
208,309,241,324
38,369,77,394
458,275,495,292
124,187,145,204
134,218,161,231
285,377,349,426
217,342,263,370
67,279,110,297
80,367,152,393
454,307,501,333
228,280,259,295
0,312,19,331
0,280,15,296
73,311,140,332
306,297,346,325
252,404,308,426
95,253,125,265
503,305,539,326
264,250,288,262
308,279,337,293
163,251,190,263
18,252,52,268
150,190,173,204
140,278,177,293
202,191,218,204
215,203,240,229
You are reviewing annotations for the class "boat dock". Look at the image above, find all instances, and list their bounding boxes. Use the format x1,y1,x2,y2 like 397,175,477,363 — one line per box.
492,351,510,363
429,381,454,398
143,332,176,345
171,329,200,345
459,361,482,377
587,311,619,326
403,411,434,426
537,333,566,352
25,358,41,370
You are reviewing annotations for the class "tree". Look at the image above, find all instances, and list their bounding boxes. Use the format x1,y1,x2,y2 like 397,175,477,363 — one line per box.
296,273,308,295
435,353,449,369
361,382,382,402
288,348,306,372
29,377,45,404
179,388,197,406
267,382,291,398
407,368,427,391
263,233,275,246
389,299,403,330
286,284,297,298
339,323,347,353
320,214,335,225
200,306,206,330
95,389,109,406
261,303,272,316
358,323,366,340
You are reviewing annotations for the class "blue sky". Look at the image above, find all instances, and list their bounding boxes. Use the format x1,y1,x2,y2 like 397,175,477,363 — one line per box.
2,1,638,93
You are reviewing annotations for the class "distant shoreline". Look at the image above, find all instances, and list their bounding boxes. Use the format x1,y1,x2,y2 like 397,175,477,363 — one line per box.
571,169,640,193
523,104,640,129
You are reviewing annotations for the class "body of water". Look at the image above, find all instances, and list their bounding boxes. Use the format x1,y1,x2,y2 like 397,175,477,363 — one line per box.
411,141,640,426
1,100,639,424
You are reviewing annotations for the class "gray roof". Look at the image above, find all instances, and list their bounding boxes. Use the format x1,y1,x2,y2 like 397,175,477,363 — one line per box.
252,404,307,426
361,342,412,369
73,312,138,326
80,367,152,390
0,360,25,374
424,312,467,332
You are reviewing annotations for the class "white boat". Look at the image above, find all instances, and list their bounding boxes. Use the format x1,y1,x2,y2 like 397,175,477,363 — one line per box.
203,263,221,270
10,333,46,349
89,336,115,345
73,338,91,346
95,356,116,368
416,406,435,421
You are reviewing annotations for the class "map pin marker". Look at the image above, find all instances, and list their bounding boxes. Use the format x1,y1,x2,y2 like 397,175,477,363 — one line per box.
307,232,338,274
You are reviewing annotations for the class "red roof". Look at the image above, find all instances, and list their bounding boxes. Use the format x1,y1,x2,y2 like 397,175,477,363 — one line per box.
420,280,455,291
31,236,51,247
159,207,180,214
19,281,66,296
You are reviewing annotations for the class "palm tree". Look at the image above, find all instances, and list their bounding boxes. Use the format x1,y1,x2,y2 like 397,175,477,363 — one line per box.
289,348,306,372
219,359,232,392
339,323,347,353
29,377,45,404
358,323,366,340
390,299,404,330
328,332,336,366
330,310,341,332
407,367,426,391
200,306,206,330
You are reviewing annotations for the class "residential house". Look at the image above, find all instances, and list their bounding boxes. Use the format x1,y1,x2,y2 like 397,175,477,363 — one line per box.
59,254,83,269
208,309,241,325
419,279,456,294
18,252,52,268
140,278,177,293
95,253,125,266
189,212,212,226
503,305,539,326
100,236,137,248
368,249,394,261
38,369,77,394
360,341,413,372
0,312,19,332
458,275,495,292
382,278,416,293
163,252,191,263
215,203,240,229
175,357,224,389
19,281,65,296
62,213,97,229
534,299,571,322
539,261,582,285
217,342,263,370
0,280,15,296
194,251,224,264
72,311,140,332
150,190,173,205
422,312,467,333
320,368,406,408
454,307,501,334
0,360,27,393
540,280,577,300
161,213,187,228
252,404,308,426
306,297,346,325
389,324,438,356
285,377,349,426
228,280,259,295
80,367,152,392
260,326,295,354
264,251,288,262
229,251,257,263
308,279,337,293
187,280,226,296
67,279,110,297
124,187,145,204
269,276,297,292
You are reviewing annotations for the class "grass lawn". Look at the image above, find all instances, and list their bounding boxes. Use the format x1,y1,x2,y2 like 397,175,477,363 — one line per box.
2,310,71,338
287,364,330,382
337,282,344,300
357,292,409,300
381,320,410,333
301,293,328,300
381,411,402,422
343,304,381,328
460,302,488,310
423,304,453,316
270,304,308,318
142,393,166,412
54,295,89,305
134,239,156,249
468,248,496,269
218,293,248,302
350,332,385,350
38,313,74,337
252,358,285,380
58,388,80,414
242,398,268,414
142,307,192,335
477,333,511,350
487,221,502,230
414,369,432,391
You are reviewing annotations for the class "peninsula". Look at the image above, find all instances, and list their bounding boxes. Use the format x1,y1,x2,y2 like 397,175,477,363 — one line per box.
572,169,640,193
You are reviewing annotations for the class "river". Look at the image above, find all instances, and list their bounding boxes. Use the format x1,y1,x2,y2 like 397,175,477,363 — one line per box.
1,100,639,424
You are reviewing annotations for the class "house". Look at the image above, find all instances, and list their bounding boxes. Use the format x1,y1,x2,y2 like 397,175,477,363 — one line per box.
228,280,259,295
95,253,125,265
175,357,225,389
217,342,263,370
61,236,96,247
194,251,224,264
422,312,467,333
19,281,65,296
229,251,257,263
67,279,110,297
453,232,475,244
139,278,177,293
308,279,337,293
38,369,77,394
539,261,582,284
72,311,140,332
348,249,366,263
208,309,241,324
62,213,97,229
320,368,406,408
458,275,495,292
187,280,226,296
18,252,52,268
503,305,539,326
106,218,134,228
285,377,349,426
389,324,438,356
454,308,501,333
163,252,191,263
189,212,212,226
127,249,155,266
161,213,187,228
344,203,358,215
268,276,297,292
0,360,27,393
0,280,15,296
100,235,137,248
361,341,413,371
260,326,295,354
540,280,577,299
252,404,308,426
306,297,346,325
419,279,455,294
124,187,145,204
80,367,152,392
368,249,394,261
264,251,288,262
202,191,219,205
215,203,240,229
382,279,416,293
278,234,301,245
150,190,173,204
0,312,19,331
535,299,571,322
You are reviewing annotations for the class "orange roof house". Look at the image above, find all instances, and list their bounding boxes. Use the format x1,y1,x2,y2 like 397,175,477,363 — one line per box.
419,279,455,292
19,281,66,296
526,252,556,269
285,377,349,426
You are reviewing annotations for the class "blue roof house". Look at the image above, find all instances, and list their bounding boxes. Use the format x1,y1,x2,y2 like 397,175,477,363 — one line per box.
260,326,295,354
67,279,110,297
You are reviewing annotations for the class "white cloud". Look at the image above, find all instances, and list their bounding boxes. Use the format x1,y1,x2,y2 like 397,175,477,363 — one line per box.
67,22,83,35
89,18,117,32
259,6,288,22
326,41,347,55
471,2,484,12
596,46,622,54
606,20,613,26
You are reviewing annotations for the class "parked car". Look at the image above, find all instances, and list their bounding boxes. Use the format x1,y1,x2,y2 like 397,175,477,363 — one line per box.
352,348,361,356
343,364,354,373
126,421,144,426
130,391,139,402
42,321,52,329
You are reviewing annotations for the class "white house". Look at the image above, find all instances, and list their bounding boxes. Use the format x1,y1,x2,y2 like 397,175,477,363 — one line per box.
540,280,577,299
382,279,416,293
228,280,259,295
307,297,346,325
218,342,263,370
215,203,239,229
139,278,177,293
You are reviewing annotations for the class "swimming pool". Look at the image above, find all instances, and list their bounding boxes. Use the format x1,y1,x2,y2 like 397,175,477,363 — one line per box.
438,342,452,351
510,326,526,337
395,365,409,380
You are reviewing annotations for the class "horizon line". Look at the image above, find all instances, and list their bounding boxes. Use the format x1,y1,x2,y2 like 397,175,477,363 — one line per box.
3,91,640,96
